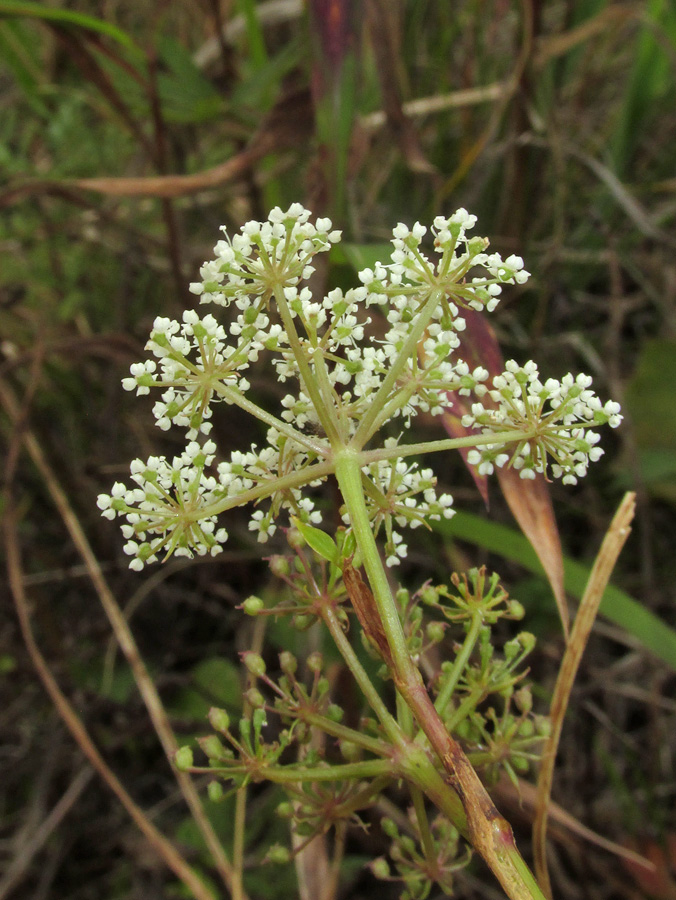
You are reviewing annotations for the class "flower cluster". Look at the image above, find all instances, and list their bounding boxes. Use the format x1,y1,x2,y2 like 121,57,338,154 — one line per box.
100,204,620,569
461,360,622,483
350,444,455,566
97,441,228,570
189,203,341,306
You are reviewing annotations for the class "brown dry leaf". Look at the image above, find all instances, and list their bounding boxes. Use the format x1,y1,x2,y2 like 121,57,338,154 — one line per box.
621,836,676,900
497,465,568,638
342,559,392,666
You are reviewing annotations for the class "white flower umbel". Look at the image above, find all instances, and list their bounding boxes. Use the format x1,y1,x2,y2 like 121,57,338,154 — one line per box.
96,441,228,570
341,441,455,566
100,205,620,570
462,361,622,483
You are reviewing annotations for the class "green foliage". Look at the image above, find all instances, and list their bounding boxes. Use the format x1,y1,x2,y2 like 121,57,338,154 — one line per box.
623,339,676,502
170,657,243,722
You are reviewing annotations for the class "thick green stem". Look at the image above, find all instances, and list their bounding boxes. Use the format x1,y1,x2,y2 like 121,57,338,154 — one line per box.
335,449,546,900
334,450,419,684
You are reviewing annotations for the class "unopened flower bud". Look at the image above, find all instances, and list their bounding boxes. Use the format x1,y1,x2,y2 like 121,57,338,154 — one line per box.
244,687,265,709
514,687,532,714
326,704,343,722
426,621,445,644
371,858,391,879
200,735,227,760
175,746,194,770
208,781,224,802
266,844,291,864
279,651,297,675
270,555,290,577
381,818,398,839
208,707,230,733
307,652,323,674
339,740,360,761
243,595,264,616
507,599,525,620
243,652,266,678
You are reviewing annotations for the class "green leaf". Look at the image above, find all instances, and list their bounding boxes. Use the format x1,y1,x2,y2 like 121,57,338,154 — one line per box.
0,0,141,53
623,339,676,502
155,36,224,124
170,657,243,721
291,517,338,563
437,511,676,672
330,242,393,273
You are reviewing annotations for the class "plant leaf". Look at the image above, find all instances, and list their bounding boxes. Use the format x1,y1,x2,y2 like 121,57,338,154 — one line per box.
291,517,338,564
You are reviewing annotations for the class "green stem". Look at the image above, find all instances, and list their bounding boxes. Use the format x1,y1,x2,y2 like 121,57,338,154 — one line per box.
361,429,536,465
199,458,335,519
214,383,329,457
351,289,444,447
232,788,247,900
410,785,437,866
321,604,402,744
334,450,418,683
433,612,483,716
334,450,546,900
299,706,391,758
273,285,341,445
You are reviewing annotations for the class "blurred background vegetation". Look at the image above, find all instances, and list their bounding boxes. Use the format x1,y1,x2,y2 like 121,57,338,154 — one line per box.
1,1,676,898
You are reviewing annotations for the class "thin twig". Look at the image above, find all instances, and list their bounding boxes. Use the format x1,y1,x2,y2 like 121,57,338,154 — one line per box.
0,767,94,900
0,377,242,897
533,492,636,897
3,507,216,900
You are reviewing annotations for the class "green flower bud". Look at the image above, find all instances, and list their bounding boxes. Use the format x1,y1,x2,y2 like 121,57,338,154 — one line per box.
420,585,439,606
381,818,398,839
307,652,323,674
292,614,314,631
244,687,265,709
535,716,552,737
519,631,536,653
243,595,264,616
270,555,290,577
339,740,360,761
371,858,391,879
514,687,532,714
200,735,227,760
208,781,224,802
426,621,445,644
175,746,194,771
326,704,344,723
208,707,230,733
287,528,304,550
518,718,535,737
507,599,525,620
276,802,294,819
266,844,291,864
279,651,297,675
243,652,266,678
